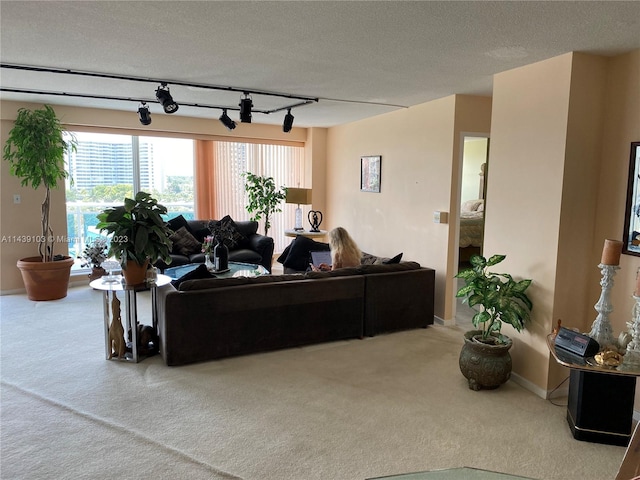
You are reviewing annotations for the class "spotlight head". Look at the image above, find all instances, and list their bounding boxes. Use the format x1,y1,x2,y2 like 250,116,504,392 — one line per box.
283,109,294,133
155,83,179,114
239,93,252,123
137,102,152,125
219,109,236,130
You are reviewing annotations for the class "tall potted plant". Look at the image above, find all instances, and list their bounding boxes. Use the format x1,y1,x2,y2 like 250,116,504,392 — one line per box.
455,254,533,390
3,105,78,300
96,191,173,285
243,172,287,236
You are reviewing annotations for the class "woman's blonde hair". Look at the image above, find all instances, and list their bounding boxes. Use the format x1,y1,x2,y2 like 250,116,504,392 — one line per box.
329,227,362,268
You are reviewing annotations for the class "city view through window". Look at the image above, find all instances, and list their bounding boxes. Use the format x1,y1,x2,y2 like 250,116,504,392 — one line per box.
65,132,304,269
65,132,195,263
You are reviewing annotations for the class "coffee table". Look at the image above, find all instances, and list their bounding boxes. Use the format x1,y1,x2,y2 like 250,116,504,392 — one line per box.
164,261,269,280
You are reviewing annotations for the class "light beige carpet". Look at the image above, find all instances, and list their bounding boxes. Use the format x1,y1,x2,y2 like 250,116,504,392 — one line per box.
0,285,627,480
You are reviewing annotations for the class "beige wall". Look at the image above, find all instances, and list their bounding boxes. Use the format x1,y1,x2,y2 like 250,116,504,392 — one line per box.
325,95,491,321
0,101,306,292
325,50,639,401
593,49,640,408
488,52,612,393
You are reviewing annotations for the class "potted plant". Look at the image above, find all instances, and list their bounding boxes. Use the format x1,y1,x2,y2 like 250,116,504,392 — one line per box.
96,191,173,285
243,172,287,236
3,105,78,300
80,238,108,281
455,254,533,390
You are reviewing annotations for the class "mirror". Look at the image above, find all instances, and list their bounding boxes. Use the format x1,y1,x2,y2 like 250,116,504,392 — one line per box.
622,142,640,256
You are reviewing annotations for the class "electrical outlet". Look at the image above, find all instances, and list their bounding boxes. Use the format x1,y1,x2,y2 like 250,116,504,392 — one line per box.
13,194,21,204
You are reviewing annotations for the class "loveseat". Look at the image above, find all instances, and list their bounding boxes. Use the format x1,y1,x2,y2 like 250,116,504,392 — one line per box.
155,215,274,272
157,261,435,366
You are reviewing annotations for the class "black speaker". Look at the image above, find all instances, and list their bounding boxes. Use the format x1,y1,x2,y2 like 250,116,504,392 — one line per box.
567,369,636,446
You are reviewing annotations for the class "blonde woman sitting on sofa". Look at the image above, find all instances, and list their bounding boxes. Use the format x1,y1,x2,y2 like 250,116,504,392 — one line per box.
312,227,362,272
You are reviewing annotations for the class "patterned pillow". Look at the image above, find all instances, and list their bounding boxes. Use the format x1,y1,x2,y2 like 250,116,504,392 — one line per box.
167,214,191,234
170,226,202,256
208,215,246,249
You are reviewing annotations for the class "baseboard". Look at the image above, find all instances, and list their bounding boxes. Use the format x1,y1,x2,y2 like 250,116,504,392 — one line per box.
434,315,456,327
0,287,26,296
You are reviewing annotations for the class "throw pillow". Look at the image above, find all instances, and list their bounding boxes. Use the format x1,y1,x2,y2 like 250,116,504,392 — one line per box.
170,226,202,256
171,263,214,289
167,214,191,234
360,252,379,265
382,252,403,264
208,215,246,249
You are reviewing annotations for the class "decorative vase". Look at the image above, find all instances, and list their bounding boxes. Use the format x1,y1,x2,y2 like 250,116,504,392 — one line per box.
17,256,74,301
205,254,214,271
88,266,106,281
213,241,229,271
122,259,149,285
459,330,513,391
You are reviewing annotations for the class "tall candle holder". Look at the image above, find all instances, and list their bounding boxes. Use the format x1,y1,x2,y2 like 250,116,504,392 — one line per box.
621,295,640,370
588,263,619,348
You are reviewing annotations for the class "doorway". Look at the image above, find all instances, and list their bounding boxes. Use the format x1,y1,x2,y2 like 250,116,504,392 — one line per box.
455,135,489,327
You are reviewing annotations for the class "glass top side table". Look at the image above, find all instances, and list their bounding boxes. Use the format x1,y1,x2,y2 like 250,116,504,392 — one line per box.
90,274,171,363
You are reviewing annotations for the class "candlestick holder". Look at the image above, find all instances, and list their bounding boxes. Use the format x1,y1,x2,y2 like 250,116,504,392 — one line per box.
621,295,640,371
588,263,619,348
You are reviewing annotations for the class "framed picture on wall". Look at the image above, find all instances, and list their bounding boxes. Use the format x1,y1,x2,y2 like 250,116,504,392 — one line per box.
361,155,381,192
622,142,640,256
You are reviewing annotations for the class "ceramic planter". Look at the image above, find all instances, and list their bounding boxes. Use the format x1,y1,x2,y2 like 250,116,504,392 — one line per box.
459,329,513,390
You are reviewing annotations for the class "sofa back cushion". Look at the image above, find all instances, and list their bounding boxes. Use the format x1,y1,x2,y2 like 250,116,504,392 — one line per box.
358,261,421,274
186,219,259,248
179,272,304,291
304,267,361,279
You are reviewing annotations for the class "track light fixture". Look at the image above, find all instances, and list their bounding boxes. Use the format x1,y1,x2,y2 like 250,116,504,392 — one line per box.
283,108,294,133
219,109,236,130
155,83,179,114
137,102,152,125
239,93,253,123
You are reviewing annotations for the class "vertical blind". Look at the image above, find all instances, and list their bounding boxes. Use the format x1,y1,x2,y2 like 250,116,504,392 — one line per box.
212,141,306,254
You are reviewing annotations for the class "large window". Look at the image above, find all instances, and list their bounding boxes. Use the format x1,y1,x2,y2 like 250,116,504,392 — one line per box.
65,132,194,262
65,133,304,266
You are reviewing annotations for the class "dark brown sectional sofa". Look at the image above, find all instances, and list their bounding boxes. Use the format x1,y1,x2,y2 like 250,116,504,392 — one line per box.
157,261,435,366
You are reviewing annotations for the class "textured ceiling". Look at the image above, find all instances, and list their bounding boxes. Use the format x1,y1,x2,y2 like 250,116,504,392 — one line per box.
1,1,639,128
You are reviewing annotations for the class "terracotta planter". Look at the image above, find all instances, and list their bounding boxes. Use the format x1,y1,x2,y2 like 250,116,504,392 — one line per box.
17,256,74,301
122,259,149,285
88,266,106,281
459,330,513,391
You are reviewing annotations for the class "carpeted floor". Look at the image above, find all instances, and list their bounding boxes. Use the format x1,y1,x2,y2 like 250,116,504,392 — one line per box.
0,285,627,480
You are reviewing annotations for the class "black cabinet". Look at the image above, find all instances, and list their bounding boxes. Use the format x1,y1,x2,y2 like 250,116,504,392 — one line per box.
567,369,636,446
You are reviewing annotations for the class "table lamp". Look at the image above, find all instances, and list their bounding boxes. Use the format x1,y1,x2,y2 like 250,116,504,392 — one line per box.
285,188,312,231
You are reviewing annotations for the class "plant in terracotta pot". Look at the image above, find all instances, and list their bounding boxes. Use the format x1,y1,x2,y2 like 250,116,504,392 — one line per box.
243,172,287,236
80,238,108,281
3,105,78,300
96,191,173,285
455,254,533,390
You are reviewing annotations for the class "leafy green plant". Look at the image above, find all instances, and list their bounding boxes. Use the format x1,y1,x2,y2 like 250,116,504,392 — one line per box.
3,105,77,262
96,191,173,269
242,172,287,236
455,254,533,344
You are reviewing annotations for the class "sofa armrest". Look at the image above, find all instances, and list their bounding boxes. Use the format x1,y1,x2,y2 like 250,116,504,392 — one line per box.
247,234,274,272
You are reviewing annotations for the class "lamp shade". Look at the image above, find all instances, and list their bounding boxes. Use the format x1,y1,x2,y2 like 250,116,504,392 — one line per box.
286,188,312,205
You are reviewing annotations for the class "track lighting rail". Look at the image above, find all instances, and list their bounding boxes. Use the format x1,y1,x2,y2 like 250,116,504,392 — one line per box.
0,63,319,103
0,87,315,115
